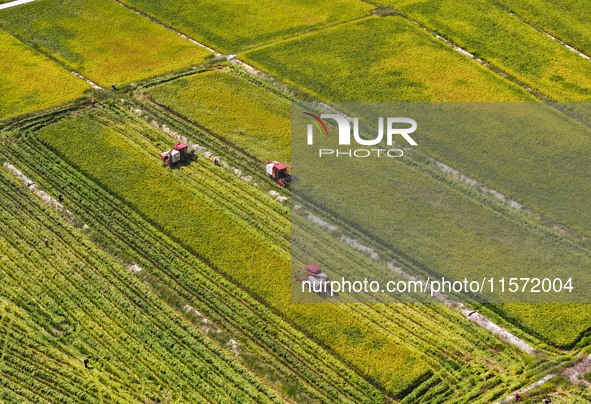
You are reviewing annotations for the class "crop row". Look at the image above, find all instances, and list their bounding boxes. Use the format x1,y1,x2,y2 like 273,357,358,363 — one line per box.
134,92,544,348
94,109,291,251
0,169,280,403
120,99,536,380
2,137,385,402
0,182,278,400
143,81,591,347
10,103,566,400
117,103,557,401
136,90,588,397
96,104,500,392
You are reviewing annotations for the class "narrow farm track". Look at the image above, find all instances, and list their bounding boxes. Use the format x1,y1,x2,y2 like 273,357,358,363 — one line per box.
2,139,384,403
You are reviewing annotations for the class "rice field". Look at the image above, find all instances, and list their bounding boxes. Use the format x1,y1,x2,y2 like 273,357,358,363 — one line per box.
0,29,89,121
0,0,212,87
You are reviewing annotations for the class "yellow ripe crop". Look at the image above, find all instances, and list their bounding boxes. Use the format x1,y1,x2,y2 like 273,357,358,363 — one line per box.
0,30,89,121
0,0,211,87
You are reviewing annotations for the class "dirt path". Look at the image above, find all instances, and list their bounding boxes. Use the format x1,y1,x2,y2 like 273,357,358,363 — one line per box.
71,71,102,91
0,0,34,11
496,374,555,403
496,355,591,403
563,355,591,387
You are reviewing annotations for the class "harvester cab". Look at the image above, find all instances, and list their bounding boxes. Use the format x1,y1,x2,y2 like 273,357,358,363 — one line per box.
266,161,292,187
295,264,332,296
160,143,192,166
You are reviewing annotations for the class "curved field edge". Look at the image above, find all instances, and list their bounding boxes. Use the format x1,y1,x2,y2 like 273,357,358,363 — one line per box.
31,109,430,396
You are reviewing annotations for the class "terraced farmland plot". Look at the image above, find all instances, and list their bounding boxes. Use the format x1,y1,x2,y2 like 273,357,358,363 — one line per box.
0,29,89,121
0,0,211,87
118,0,374,54
377,0,591,101
243,16,532,102
32,107,431,395
0,169,278,403
146,69,291,162
497,0,591,57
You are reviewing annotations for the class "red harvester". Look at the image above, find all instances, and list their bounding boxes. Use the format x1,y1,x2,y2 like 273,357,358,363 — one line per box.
266,161,292,187
160,143,194,166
